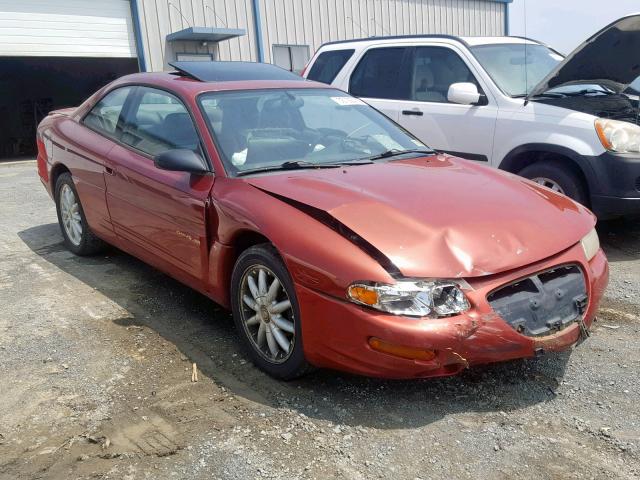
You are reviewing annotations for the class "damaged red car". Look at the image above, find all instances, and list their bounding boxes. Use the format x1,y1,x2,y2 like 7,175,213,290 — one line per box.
37,62,609,379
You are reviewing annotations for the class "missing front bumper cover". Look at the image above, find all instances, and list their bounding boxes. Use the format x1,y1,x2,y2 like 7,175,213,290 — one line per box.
487,265,588,337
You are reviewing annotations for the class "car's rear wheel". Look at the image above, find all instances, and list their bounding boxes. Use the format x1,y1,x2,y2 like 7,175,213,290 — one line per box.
519,161,588,206
230,244,309,380
55,173,106,256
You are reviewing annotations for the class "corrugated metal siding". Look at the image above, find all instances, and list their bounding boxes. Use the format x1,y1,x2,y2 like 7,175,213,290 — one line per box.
0,0,136,57
258,0,505,63
136,0,256,71
136,0,504,70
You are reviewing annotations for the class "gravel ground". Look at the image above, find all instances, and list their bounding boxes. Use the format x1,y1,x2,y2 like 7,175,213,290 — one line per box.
0,160,638,480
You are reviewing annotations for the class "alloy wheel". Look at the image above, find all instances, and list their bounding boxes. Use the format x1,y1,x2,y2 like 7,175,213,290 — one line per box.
531,176,565,194
239,265,295,364
60,184,83,246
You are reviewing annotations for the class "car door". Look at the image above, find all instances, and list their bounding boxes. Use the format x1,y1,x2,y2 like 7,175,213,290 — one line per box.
62,86,134,240
348,46,413,122
396,45,498,162
103,86,214,284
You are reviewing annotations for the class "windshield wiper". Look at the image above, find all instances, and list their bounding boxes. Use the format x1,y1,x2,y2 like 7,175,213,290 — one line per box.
531,88,616,100
235,159,372,177
362,148,434,162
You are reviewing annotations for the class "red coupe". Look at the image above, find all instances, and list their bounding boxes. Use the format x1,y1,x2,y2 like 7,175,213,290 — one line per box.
37,62,608,379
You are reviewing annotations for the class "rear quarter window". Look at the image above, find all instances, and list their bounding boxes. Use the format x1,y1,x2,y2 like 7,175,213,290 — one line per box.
307,49,354,84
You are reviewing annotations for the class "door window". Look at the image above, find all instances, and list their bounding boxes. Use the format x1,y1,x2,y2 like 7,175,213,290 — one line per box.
272,45,310,74
83,87,132,138
411,47,481,103
121,87,200,157
307,49,354,84
349,47,411,100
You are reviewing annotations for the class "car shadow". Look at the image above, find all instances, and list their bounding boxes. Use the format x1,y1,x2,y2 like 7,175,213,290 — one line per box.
598,216,640,262
19,222,574,430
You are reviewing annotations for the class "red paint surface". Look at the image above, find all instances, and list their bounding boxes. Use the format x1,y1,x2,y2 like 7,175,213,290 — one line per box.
36,72,609,379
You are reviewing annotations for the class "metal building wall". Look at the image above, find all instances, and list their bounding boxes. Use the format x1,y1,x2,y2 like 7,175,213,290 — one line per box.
135,0,505,71
135,0,256,71
258,0,506,63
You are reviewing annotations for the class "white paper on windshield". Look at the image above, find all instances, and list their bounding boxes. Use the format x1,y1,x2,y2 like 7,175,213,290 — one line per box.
331,97,365,106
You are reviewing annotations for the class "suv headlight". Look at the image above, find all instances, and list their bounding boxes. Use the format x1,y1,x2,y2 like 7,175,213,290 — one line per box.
595,118,640,153
580,227,600,261
347,280,470,317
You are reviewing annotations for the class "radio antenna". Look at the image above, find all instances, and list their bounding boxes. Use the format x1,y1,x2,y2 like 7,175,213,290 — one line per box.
523,0,529,101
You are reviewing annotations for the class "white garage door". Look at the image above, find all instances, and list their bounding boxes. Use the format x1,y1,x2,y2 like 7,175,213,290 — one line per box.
0,0,136,57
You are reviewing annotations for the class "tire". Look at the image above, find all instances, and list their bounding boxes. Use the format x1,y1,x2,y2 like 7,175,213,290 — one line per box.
519,160,588,206
55,172,106,256
230,244,310,380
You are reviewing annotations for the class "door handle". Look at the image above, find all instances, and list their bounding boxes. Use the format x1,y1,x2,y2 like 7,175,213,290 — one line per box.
402,109,423,116
104,166,115,175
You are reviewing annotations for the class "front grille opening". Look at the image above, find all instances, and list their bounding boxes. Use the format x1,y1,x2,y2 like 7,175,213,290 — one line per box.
487,264,587,337
635,176,640,192
538,265,580,284
487,278,537,303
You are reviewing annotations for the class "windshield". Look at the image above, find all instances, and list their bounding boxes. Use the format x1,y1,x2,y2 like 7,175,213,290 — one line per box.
198,88,429,176
471,43,563,97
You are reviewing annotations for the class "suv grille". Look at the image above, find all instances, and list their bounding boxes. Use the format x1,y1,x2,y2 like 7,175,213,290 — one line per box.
487,265,587,337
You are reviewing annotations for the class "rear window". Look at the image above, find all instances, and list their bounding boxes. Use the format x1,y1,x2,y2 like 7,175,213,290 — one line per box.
307,49,354,84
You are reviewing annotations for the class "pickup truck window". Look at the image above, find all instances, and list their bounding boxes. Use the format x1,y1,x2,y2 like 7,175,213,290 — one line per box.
471,43,562,97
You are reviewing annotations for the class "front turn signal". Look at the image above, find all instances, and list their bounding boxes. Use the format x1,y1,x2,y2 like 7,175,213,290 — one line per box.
368,337,436,361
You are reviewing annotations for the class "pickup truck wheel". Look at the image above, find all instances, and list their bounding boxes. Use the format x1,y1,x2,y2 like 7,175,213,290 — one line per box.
519,161,588,205
55,173,106,256
231,244,310,380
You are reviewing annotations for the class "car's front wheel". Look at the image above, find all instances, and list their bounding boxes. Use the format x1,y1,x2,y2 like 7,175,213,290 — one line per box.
55,172,105,256
230,244,309,380
519,160,588,206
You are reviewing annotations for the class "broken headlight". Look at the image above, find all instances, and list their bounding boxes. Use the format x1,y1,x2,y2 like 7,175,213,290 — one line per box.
347,280,470,318
595,118,640,153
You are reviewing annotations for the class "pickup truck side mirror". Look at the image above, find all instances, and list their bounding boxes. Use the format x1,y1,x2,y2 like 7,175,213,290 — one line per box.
154,149,209,174
447,82,483,105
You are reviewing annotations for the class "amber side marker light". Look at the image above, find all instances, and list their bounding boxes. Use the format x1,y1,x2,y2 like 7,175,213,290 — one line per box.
368,337,437,361
595,120,613,150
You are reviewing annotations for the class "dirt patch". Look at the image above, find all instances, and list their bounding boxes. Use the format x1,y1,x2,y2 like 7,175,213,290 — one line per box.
1,162,639,479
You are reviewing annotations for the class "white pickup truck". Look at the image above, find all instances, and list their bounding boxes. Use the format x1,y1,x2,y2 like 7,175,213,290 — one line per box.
303,14,640,218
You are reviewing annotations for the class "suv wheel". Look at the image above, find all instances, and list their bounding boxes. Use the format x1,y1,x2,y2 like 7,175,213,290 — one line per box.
55,173,106,255
230,244,310,380
519,161,588,205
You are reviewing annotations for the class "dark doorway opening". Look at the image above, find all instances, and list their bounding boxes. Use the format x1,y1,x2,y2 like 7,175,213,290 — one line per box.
0,57,138,159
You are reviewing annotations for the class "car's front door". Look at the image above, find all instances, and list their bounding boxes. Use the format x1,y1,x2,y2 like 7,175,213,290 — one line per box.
395,45,498,162
103,86,214,284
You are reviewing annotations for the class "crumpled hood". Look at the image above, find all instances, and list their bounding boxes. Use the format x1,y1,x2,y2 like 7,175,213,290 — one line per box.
529,13,640,97
245,155,595,278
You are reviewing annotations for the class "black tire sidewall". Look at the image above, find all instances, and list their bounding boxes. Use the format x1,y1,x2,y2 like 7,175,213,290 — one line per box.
55,173,92,255
230,245,307,380
520,161,588,205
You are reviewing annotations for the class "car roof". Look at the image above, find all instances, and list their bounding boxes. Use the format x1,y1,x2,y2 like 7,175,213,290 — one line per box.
318,34,543,50
108,62,331,98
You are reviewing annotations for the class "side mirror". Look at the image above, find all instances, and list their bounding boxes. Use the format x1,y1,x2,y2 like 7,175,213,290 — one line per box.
447,82,482,105
154,149,208,174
